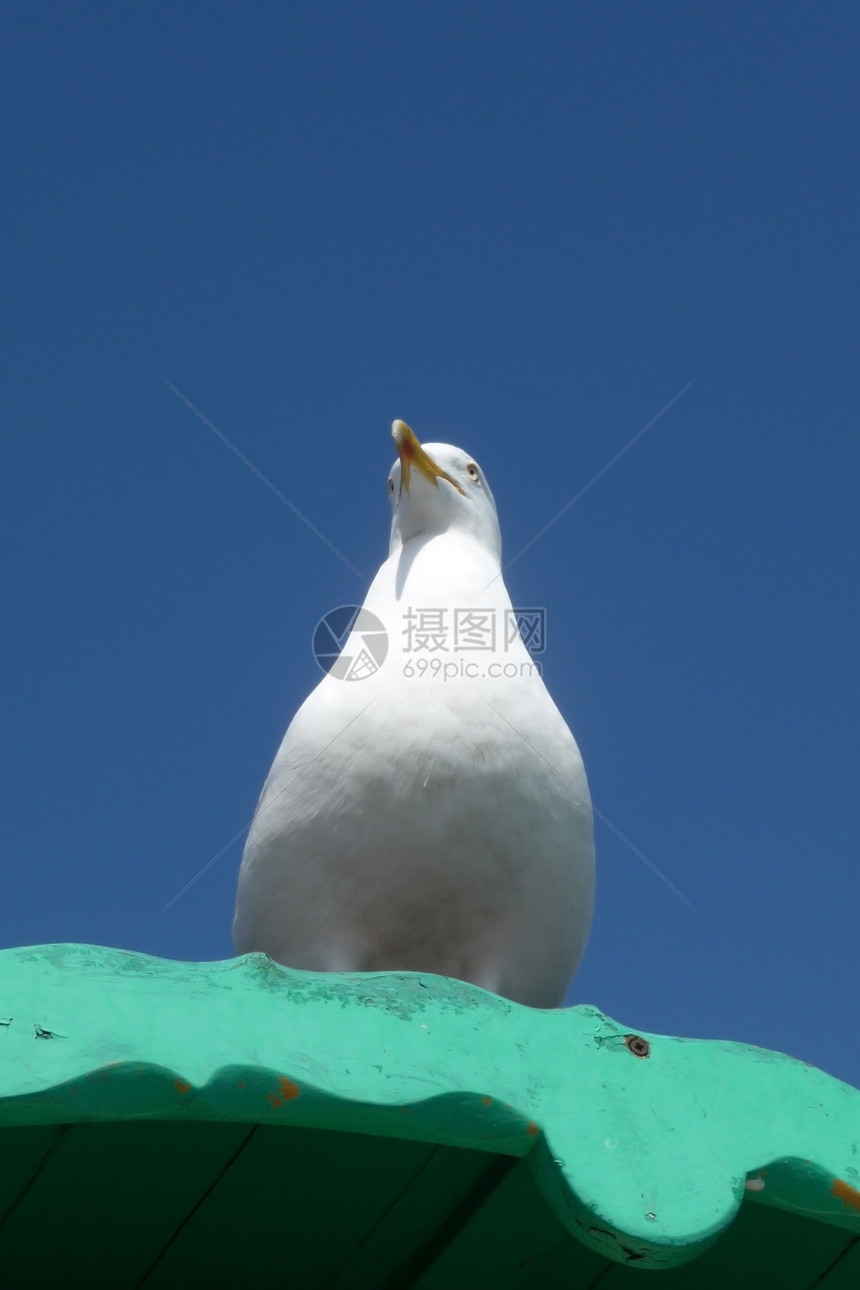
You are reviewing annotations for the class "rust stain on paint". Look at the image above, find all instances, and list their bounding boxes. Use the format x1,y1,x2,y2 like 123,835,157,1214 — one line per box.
267,1077,300,1109
278,1076,300,1101
174,1079,191,1094
481,1096,492,1106
526,1121,539,1137
833,1177,860,1212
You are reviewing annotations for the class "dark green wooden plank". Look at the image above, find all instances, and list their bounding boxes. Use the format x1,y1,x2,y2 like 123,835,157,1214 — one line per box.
0,1125,64,1221
800,1233,860,1289
326,1143,496,1289
519,1236,612,1288
142,1123,439,1289
413,1156,608,1289
0,1121,253,1288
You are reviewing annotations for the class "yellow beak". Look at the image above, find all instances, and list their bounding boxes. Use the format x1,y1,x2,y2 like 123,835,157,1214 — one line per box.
391,420,464,496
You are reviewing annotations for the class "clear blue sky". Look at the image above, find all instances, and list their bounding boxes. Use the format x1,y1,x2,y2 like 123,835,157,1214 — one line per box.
3,4,858,1084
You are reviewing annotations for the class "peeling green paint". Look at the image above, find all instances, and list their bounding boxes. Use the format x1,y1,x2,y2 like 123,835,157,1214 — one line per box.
1,944,858,1271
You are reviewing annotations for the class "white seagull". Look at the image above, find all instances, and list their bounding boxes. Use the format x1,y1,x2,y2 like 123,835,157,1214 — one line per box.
233,421,595,1007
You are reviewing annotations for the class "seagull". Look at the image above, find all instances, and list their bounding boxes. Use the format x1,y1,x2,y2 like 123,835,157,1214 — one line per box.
233,421,595,1007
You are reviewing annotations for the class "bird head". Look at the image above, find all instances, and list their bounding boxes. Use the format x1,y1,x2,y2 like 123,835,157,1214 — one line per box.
387,420,502,564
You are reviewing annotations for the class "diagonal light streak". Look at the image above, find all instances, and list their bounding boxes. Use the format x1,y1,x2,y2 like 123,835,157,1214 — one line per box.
160,693,380,913
482,696,696,911
160,823,252,914
501,375,700,576
160,374,370,586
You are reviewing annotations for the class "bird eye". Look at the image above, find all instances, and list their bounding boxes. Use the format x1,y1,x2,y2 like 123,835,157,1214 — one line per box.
467,464,479,482
388,478,395,496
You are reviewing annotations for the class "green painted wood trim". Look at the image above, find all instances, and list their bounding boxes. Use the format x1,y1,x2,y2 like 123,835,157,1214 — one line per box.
1,944,858,1270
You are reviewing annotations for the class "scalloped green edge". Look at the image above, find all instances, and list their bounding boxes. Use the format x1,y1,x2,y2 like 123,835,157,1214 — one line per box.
1,944,858,1270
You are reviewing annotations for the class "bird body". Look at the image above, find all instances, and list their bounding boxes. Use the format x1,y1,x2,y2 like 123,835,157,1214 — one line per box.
233,424,594,1007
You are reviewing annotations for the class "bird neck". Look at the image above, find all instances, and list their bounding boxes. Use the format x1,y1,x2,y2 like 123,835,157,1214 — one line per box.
373,530,509,612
